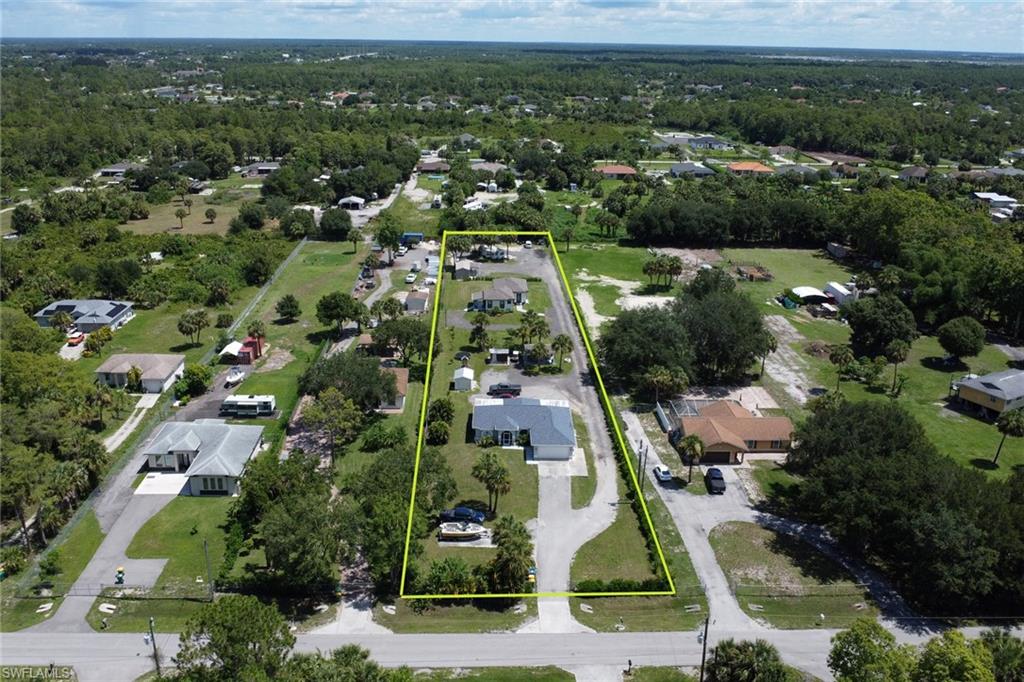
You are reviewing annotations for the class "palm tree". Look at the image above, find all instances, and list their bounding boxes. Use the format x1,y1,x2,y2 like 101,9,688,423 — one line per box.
759,331,777,378
472,451,511,513
174,208,187,229
829,344,855,390
551,334,573,369
246,319,267,355
88,385,113,424
490,516,532,593
994,408,1024,465
676,434,705,483
885,339,910,394
706,638,787,682
50,311,74,332
346,227,361,253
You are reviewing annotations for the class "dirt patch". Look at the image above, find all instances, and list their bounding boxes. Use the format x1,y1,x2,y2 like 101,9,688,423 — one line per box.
573,287,611,339
677,386,780,414
762,315,817,406
804,341,831,359
403,185,431,203
254,347,295,373
654,247,723,267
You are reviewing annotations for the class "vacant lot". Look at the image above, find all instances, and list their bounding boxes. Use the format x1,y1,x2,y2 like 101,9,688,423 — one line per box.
709,521,877,629
374,599,536,633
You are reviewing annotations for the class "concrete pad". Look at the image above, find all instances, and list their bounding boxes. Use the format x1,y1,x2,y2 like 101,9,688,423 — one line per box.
135,394,160,409
134,473,188,496
532,448,588,477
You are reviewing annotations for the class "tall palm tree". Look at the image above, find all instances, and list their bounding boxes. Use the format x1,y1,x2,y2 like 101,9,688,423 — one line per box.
490,516,532,593
994,408,1024,465
759,331,777,378
50,311,74,332
829,344,855,391
246,319,267,354
551,334,573,369
885,339,910,394
676,434,705,483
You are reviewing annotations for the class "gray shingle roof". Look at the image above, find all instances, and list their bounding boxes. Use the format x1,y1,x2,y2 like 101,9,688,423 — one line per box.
472,398,576,447
960,369,1024,402
144,419,263,478
471,277,528,302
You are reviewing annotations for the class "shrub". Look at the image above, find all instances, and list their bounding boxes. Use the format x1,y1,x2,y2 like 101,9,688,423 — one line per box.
0,547,27,576
427,421,450,445
216,313,235,328
361,423,408,452
39,550,61,578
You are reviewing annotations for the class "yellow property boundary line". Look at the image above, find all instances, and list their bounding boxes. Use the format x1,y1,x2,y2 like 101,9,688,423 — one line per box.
400,230,676,599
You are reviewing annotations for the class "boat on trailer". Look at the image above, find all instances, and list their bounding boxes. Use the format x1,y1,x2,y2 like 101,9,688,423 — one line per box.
437,522,486,541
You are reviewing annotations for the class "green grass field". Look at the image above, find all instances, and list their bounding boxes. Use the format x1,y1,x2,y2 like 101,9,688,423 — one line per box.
709,521,878,629
123,193,251,236
415,667,573,681
374,598,536,633
570,415,597,508
389,195,440,237
0,511,105,632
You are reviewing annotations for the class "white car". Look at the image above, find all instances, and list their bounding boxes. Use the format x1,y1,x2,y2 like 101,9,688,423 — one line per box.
652,465,673,483
405,273,418,284
524,240,533,248
397,246,408,256
424,277,437,286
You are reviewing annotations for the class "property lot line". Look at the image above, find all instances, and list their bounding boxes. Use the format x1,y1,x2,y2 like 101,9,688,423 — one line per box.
399,230,675,599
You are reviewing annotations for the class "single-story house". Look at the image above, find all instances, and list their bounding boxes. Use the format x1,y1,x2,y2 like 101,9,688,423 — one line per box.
337,196,366,210
596,164,638,179
973,192,1018,209
472,397,577,460
824,281,856,305
989,167,1024,178
727,161,774,176
774,164,819,180
97,161,146,178
674,401,793,464
898,166,929,182
220,394,276,417
670,162,714,178
95,354,185,393
219,337,263,365
453,366,474,391
456,133,479,147
471,277,529,311
380,367,409,412
417,160,451,173
688,135,731,150
406,291,430,314
242,161,280,176
805,152,869,166
471,161,507,174
453,259,479,280
143,419,264,496
35,299,134,332
830,163,861,179
955,369,1024,418
769,145,799,156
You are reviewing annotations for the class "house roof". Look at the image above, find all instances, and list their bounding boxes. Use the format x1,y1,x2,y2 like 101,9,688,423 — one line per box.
671,162,714,175
596,164,637,175
775,164,818,176
471,161,507,173
418,161,451,172
727,161,774,174
792,286,828,300
960,369,1024,402
220,341,244,356
454,367,474,379
144,419,263,478
406,291,429,310
898,166,929,179
95,354,185,381
472,277,528,302
472,398,576,447
679,402,793,450
338,195,365,204
35,299,133,326
383,367,409,397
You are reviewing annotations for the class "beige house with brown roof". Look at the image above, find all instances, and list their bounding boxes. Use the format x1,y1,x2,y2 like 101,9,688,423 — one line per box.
676,401,793,464
95,353,185,393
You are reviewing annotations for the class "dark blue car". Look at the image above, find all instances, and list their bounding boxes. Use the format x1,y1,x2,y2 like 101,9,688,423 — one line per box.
440,507,486,524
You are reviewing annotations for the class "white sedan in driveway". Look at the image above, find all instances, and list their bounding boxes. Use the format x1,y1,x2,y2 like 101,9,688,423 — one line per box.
652,465,673,483
405,272,417,284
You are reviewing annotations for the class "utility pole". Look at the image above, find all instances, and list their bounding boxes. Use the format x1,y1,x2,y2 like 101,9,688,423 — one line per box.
203,539,214,601
148,617,161,678
698,616,710,681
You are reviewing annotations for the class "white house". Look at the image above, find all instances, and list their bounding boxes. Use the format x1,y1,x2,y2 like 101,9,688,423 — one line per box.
95,354,185,394
453,367,474,391
35,299,134,332
143,419,264,496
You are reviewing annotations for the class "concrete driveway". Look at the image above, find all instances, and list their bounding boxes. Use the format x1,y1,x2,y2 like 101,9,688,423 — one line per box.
173,365,251,421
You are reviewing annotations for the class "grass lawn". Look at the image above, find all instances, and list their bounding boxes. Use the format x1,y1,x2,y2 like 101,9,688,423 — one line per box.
630,669,696,682
123,193,248,236
559,244,654,287
749,461,803,508
0,511,105,632
389,194,439,237
374,598,536,633
415,668,572,681
581,283,625,318
721,247,854,312
709,521,878,629
570,415,597,509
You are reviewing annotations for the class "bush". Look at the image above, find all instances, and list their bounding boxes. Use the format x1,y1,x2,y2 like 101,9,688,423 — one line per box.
216,313,235,328
176,363,213,398
0,546,27,576
427,420,450,445
39,550,61,578
361,423,408,452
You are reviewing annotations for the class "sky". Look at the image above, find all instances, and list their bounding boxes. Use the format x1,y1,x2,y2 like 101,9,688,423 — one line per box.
2,0,1023,54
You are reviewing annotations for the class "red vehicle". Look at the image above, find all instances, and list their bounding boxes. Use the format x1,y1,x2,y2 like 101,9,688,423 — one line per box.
66,333,86,346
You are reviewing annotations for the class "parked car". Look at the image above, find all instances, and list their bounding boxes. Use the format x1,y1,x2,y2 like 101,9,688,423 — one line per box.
439,507,486,524
411,261,421,272
424,277,437,286
524,240,533,248
66,333,86,346
705,467,726,494
488,383,522,397
405,272,417,284
652,465,673,483
397,246,408,256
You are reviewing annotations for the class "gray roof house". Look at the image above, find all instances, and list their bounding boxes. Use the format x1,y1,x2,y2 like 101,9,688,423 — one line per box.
96,353,185,394
471,277,529,311
689,135,732,150
670,162,714,178
405,291,430,314
143,419,264,496
472,397,577,460
34,299,134,332
898,166,929,182
775,164,820,180
956,369,1024,418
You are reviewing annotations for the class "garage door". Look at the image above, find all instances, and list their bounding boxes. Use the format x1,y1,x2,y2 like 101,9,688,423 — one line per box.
703,451,733,464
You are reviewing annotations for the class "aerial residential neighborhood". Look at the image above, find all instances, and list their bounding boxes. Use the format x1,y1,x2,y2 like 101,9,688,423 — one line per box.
1,9,1024,682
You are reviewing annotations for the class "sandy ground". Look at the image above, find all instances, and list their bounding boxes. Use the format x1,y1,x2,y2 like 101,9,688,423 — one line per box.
573,269,675,338
677,385,780,415
762,315,817,406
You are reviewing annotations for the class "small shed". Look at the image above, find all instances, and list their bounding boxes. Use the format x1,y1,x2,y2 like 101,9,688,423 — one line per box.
453,259,478,280
453,367,475,391
791,286,829,304
824,281,855,305
338,196,366,210
488,348,511,365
